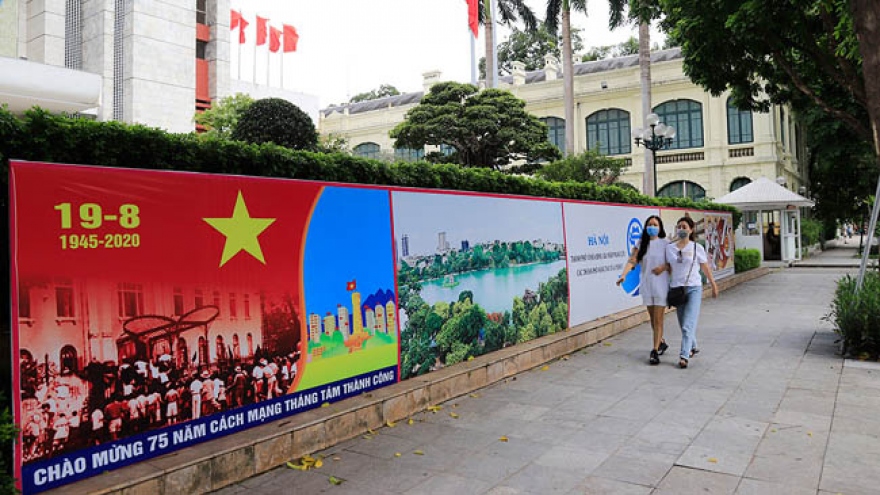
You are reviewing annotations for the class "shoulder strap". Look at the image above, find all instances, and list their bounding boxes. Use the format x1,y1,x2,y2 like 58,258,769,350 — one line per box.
685,242,697,280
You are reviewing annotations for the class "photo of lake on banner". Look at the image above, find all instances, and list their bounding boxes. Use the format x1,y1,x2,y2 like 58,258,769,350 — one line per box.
391,192,569,380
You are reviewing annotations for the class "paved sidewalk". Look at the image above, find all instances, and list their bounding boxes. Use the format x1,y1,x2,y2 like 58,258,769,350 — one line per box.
795,238,876,268
214,268,880,495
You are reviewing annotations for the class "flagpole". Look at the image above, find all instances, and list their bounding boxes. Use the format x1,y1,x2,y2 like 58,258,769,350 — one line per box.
237,10,243,80
281,51,285,89
252,13,258,83
470,28,476,85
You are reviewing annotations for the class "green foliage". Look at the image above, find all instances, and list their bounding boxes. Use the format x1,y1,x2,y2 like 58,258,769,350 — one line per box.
0,106,737,214
317,133,349,154
535,149,627,185
826,273,880,358
0,391,19,494
581,37,642,62
659,0,871,143
734,248,761,273
479,25,584,78
231,98,318,151
349,84,401,103
391,82,561,169
193,93,254,139
801,218,824,247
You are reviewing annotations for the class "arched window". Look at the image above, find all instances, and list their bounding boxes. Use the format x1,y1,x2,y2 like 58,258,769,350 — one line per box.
232,334,241,359
60,345,78,374
586,109,631,155
541,117,565,151
653,100,703,150
177,337,189,369
658,180,706,202
394,147,425,161
730,177,752,192
727,97,753,144
246,333,254,357
198,336,208,366
216,335,226,362
353,142,380,159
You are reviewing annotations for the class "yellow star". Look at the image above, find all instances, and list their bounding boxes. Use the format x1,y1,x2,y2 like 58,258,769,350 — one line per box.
204,191,276,267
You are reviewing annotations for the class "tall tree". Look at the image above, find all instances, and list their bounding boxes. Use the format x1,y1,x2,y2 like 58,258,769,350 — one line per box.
390,82,559,169
479,25,584,78
609,0,663,195
659,0,870,144
480,0,538,88
545,0,588,156
850,0,880,164
349,84,401,103
194,93,254,139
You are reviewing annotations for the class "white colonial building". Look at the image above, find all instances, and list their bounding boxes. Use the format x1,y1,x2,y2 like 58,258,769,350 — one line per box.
319,49,810,202
0,0,317,132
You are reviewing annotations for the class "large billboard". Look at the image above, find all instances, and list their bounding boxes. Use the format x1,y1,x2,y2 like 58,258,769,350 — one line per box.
9,160,735,493
9,162,398,493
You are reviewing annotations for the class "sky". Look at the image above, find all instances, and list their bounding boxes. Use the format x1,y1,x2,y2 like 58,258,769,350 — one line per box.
230,0,666,108
391,192,565,258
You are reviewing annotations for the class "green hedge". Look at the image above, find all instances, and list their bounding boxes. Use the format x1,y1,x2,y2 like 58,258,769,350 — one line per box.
0,108,739,217
734,248,761,272
801,218,823,247
827,273,880,358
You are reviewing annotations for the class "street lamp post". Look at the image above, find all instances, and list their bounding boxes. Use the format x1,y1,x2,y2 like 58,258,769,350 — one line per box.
632,113,676,197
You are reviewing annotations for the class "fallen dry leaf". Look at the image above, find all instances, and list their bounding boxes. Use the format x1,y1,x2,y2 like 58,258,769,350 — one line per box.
394,452,402,457
707,457,718,463
413,450,424,455
427,405,442,413
286,461,306,470
469,393,480,398
408,418,415,425
321,402,330,408
328,476,344,485
603,342,612,347
450,412,459,418
499,436,509,442
386,420,396,428
540,365,550,371
314,459,324,469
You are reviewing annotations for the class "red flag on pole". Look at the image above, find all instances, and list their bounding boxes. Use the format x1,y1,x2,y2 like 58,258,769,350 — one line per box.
238,15,249,44
282,24,299,52
256,16,268,46
269,26,282,52
230,9,241,30
465,0,479,38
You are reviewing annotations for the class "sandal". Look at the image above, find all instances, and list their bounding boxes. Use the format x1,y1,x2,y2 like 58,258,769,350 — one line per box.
690,348,700,358
679,358,688,369
658,340,669,355
649,350,660,365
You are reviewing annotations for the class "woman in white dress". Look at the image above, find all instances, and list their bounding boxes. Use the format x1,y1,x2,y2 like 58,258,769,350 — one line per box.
617,215,670,365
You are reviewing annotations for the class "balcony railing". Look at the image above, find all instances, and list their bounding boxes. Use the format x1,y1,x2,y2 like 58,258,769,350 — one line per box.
729,147,755,158
655,152,704,164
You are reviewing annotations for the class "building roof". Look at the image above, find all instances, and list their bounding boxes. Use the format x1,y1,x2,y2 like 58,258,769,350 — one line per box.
715,177,815,211
321,48,683,118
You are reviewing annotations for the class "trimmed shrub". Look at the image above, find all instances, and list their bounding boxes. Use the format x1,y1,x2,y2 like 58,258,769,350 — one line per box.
0,391,17,494
826,273,880,358
801,218,823,247
734,248,761,273
231,98,318,151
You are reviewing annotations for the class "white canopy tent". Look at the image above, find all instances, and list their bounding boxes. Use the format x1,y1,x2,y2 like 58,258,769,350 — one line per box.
715,177,815,263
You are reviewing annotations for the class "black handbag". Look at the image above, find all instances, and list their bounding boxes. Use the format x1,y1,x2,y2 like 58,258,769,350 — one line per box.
668,245,697,307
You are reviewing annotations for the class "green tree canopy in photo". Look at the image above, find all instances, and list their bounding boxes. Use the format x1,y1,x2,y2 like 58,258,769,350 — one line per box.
535,149,628,185
391,82,560,169
231,98,318,151
479,24,584,78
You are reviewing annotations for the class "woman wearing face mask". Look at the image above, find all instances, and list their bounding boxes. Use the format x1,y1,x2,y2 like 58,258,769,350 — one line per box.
665,216,719,368
617,215,670,365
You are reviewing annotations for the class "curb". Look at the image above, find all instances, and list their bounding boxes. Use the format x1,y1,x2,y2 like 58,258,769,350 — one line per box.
44,267,771,495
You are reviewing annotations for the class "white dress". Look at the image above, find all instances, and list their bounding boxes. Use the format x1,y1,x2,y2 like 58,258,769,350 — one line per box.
640,238,670,306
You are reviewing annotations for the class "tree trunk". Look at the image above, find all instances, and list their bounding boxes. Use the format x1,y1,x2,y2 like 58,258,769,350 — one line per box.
562,8,575,156
639,21,654,196
484,0,495,88
851,0,880,164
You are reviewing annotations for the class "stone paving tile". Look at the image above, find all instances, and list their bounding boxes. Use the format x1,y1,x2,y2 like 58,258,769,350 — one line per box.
734,478,819,495
403,473,493,495
590,453,673,487
743,452,824,488
652,466,740,495
676,445,754,477
530,444,611,474
568,476,652,495
690,416,768,455
492,463,590,494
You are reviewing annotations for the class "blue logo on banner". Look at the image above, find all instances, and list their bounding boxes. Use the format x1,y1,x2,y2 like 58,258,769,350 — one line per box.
622,218,643,297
